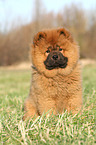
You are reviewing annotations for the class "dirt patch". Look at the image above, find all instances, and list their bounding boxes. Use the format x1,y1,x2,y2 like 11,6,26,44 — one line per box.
0,62,31,70
80,59,96,66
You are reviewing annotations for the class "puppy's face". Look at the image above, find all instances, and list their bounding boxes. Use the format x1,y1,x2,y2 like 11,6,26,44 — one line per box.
31,28,79,77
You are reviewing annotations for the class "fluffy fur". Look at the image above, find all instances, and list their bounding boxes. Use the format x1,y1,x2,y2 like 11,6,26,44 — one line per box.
23,28,82,120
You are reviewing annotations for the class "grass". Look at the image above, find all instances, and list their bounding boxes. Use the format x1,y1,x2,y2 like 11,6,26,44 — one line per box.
0,65,96,145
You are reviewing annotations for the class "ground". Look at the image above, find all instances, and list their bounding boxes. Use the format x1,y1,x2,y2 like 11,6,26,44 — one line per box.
0,64,96,145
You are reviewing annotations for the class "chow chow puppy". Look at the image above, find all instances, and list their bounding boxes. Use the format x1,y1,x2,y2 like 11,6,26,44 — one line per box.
23,28,82,120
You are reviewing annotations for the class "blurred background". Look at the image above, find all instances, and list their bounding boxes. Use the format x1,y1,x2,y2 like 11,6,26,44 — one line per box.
0,0,96,66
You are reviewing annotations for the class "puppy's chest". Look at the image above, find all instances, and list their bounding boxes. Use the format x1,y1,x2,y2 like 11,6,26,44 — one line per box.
33,74,74,98
42,78,67,98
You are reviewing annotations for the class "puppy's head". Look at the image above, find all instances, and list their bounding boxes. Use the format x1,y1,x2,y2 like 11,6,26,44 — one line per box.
31,28,79,77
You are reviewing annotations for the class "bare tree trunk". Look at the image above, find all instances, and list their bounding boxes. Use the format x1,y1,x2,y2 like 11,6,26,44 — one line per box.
34,0,40,32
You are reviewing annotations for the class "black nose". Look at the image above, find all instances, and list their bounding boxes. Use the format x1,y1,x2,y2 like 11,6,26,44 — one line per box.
52,55,58,60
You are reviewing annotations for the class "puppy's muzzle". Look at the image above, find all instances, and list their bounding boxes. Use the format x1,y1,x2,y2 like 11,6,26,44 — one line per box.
44,51,68,70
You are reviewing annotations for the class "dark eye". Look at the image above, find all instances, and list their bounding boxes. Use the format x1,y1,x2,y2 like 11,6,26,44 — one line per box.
46,50,50,53
59,48,62,51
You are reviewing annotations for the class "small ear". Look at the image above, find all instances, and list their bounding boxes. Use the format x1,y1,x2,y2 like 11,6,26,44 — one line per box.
58,28,73,42
33,31,46,46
